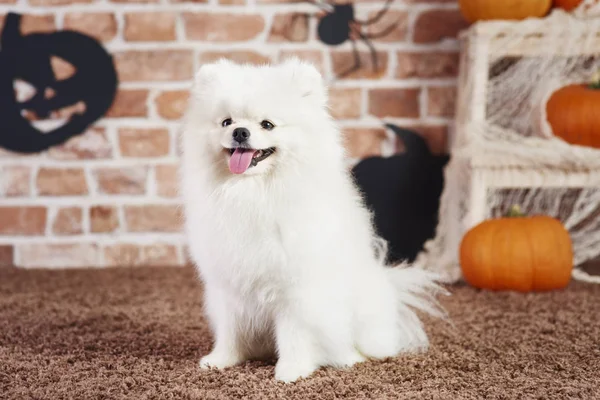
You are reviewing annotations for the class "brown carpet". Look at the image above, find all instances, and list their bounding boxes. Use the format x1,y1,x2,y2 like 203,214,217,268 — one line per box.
1,266,599,400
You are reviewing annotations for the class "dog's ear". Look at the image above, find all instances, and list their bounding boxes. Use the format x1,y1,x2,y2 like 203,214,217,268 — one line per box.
194,59,234,91
195,63,217,85
281,57,327,105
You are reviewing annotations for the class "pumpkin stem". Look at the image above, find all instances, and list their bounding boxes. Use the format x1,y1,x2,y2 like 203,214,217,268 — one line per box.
506,205,525,218
589,70,600,89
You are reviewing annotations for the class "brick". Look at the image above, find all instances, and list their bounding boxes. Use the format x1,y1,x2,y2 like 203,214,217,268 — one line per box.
104,244,180,267
331,51,388,79
279,50,325,75
124,12,176,42
48,128,112,160
269,13,308,42
1,166,30,197
368,88,420,118
329,88,362,119
20,110,38,122
366,10,409,42
118,128,170,158
50,101,86,120
199,51,271,66
94,167,147,195
405,125,449,155
142,244,181,266
90,205,119,233
413,9,468,44
18,243,100,268
30,0,92,4
64,13,117,42
52,207,83,235
219,0,244,4
396,51,459,79
183,13,264,41
155,91,189,120
106,90,148,118
155,164,179,198
104,244,139,266
427,86,457,118
124,205,182,232
13,79,35,104
37,168,88,196
115,50,194,82
0,246,14,267
20,15,55,34
343,128,387,159
51,56,76,81
0,147,34,159
110,0,158,3
0,207,46,235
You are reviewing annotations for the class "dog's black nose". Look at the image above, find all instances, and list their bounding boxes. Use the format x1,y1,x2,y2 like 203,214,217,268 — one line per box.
232,127,251,143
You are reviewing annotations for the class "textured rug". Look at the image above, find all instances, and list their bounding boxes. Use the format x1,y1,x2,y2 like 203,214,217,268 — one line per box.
1,266,599,400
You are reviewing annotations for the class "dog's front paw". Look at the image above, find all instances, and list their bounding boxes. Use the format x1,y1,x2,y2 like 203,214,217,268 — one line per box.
275,360,318,383
199,351,243,370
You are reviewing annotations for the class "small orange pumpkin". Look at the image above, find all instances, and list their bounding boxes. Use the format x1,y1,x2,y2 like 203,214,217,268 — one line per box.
554,0,583,11
458,0,553,23
459,206,573,292
546,71,600,148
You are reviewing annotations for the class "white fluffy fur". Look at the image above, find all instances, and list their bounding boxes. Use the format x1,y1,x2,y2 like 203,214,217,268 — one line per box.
180,58,447,383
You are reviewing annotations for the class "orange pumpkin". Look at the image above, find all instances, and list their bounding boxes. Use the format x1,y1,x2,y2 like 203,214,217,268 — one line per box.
546,72,600,148
554,0,583,11
459,206,573,292
458,0,552,22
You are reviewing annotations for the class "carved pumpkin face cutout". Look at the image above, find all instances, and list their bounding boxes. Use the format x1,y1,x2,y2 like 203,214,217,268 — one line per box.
0,12,118,153
14,56,86,130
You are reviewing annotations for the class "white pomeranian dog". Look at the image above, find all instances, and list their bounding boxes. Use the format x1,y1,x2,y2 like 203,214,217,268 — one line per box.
180,58,447,383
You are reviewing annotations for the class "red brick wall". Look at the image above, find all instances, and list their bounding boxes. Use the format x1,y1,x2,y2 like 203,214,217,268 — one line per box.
0,0,467,268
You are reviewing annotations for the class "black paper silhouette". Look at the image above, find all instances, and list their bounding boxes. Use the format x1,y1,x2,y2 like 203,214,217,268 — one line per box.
352,124,449,264
289,0,396,78
0,12,118,153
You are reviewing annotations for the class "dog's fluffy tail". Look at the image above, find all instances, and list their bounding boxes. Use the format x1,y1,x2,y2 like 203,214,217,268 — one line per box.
385,262,449,321
354,237,449,359
373,235,448,319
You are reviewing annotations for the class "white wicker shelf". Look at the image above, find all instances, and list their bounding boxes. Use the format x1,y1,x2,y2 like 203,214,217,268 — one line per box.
418,10,600,284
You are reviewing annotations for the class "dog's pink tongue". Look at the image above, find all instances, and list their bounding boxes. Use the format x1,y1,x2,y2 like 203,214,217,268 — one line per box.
229,148,255,174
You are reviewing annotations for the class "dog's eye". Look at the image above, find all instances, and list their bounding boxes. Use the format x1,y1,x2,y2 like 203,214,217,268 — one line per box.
260,120,275,131
221,118,233,127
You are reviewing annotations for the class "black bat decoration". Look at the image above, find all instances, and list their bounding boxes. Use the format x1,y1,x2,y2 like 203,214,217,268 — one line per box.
352,124,450,264
0,12,118,153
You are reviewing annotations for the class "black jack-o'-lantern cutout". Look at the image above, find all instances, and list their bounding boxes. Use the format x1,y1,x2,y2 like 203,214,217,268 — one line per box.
352,124,450,264
0,12,118,153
